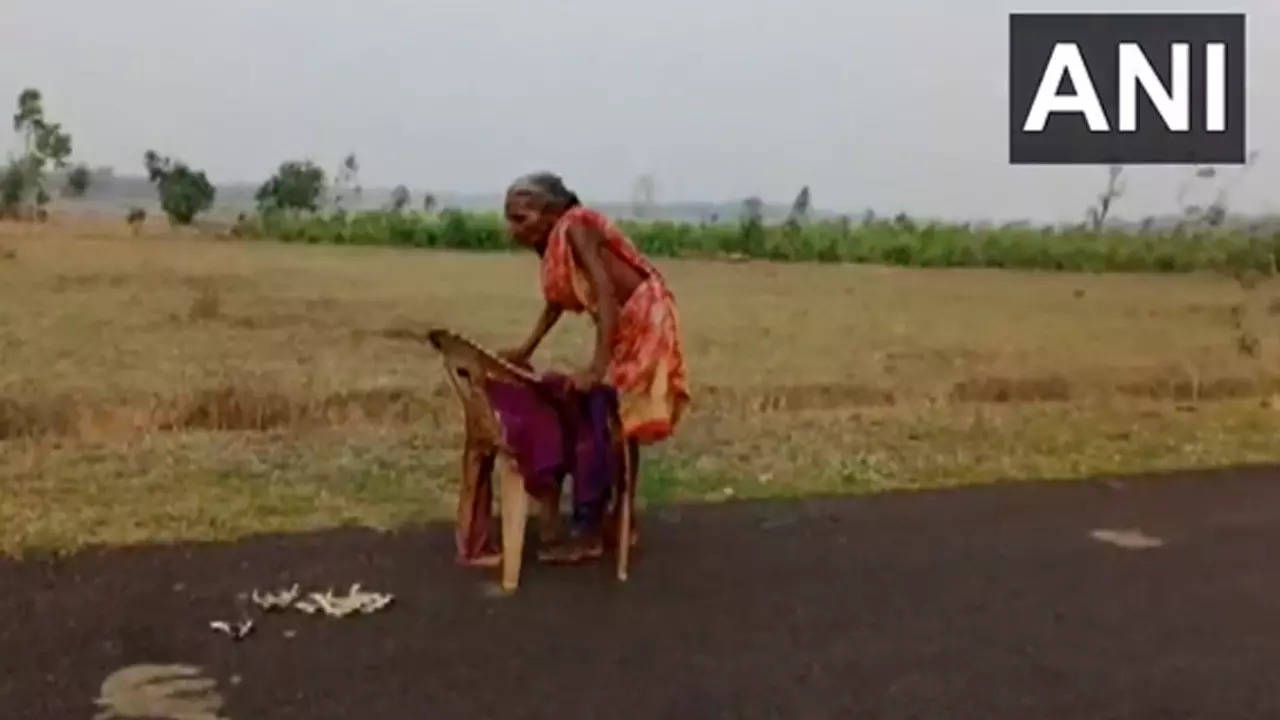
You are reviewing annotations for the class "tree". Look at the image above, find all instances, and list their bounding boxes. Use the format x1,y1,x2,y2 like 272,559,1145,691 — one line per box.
331,153,361,211
1085,165,1124,232
2,88,74,218
739,196,766,255
256,160,325,214
0,163,24,218
64,164,91,197
388,185,410,212
422,193,437,213
144,150,215,225
1174,151,1261,231
785,185,811,229
13,89,41,134
126,207,146,235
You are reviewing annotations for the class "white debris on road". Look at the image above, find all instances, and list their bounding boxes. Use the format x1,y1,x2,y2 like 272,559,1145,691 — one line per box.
292,584,394,618
251,584,301,611
208,618,254,640
206,583,395,641
1089,528,1165,549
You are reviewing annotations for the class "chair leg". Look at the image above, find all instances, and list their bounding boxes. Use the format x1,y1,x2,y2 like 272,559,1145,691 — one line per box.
616,436,632,582
455,444,499,567
498,454,529,593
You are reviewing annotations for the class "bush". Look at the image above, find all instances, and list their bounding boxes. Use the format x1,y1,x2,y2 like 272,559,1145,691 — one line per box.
232,208,1280,275
64,164,91,197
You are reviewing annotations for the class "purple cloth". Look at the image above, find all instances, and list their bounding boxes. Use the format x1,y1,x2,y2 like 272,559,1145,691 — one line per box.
483,374,619,529
483,378,566,499
568,385,620,527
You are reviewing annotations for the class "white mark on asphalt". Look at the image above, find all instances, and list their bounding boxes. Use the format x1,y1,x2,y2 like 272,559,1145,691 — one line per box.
93,663,227,720
1089,528,1165,549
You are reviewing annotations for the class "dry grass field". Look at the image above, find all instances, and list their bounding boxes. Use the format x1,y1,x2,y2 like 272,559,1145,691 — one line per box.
5,217,1280,557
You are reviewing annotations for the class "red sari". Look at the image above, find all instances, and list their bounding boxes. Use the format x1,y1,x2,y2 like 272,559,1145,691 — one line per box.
540,206,690,444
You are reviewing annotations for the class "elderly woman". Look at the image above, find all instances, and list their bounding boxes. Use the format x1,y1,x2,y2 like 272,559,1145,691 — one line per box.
500,172,690,563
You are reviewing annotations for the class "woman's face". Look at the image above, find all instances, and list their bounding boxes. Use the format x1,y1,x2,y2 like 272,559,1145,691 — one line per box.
504,193,557,249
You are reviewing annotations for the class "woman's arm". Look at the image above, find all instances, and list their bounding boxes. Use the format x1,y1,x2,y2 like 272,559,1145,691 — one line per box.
505,301,562,362
567,223,618,382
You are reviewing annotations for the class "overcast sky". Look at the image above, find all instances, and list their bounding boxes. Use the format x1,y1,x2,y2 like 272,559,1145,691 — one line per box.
2,0,1275,223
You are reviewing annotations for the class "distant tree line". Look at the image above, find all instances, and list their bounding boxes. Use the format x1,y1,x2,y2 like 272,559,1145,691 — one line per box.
1,85,1265,243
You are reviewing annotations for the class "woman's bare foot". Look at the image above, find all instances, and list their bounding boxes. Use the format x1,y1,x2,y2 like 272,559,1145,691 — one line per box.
456,551,502,568
537,529,604,564
537,495,562,544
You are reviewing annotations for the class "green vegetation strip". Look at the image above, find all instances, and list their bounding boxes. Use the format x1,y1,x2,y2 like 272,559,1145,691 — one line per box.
235,210,1280,274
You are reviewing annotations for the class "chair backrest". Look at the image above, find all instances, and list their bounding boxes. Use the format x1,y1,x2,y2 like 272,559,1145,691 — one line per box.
427,329,542,453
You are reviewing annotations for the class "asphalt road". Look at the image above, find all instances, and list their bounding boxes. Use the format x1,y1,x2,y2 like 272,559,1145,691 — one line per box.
3,464,1279,719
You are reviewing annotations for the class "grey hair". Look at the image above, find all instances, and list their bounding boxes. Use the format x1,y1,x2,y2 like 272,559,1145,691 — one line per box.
506,172,581,210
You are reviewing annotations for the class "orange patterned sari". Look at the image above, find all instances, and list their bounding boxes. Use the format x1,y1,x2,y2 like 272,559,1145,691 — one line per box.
541,206,690,444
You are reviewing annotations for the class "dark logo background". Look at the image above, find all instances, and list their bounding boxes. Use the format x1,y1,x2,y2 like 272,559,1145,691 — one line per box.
1009,13,1245,165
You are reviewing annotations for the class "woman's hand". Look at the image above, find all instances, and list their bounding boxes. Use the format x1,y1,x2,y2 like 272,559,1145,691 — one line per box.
502,303,562,368
498,347,530,367
568,365,605,392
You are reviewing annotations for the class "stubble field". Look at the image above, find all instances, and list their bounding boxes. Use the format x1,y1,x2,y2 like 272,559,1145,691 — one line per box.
4,218,1280,557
